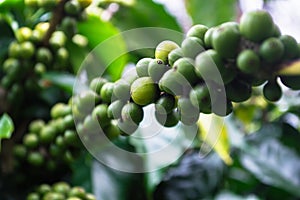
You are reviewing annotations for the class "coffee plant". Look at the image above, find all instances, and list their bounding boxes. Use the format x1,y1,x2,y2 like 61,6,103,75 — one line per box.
0,0,300,200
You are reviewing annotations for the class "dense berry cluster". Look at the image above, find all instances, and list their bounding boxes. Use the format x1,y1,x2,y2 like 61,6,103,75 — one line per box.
13,100,83,172
26,181,96,200
72,10,300,139
1,0,91,111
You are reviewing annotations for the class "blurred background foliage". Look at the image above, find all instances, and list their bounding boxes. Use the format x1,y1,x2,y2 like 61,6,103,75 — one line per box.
0,0,299,200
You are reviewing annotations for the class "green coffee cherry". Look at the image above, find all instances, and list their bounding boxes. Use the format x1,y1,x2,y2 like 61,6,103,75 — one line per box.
212,25,240,59
34,63,47,75
237,49,261,73
26,192,39,200
189,85,212,114
56,47,69,65
136,58,152,77
76,91,100,114
29,120,45,134
259,37,284,63
100,82,114,103
51,103,71,119
37,0,58,9
63,114,75,129
113,79,131,102
8,41,21,58
181,36,205,59
64,0,82,15
30,29,43,43
27,152,44,166
195,49,231,84
122,67,139,85
50,144,62,157
39,125,57,144
155,94,176,114
35,22,50,37
3,58,20,73
92,104,110,128
49,31,67,50
173,57,198,85
16,27,32,42
36,47,53,65
187,24,208,40
225,79,252,102
240,10,274,42
263,79,282,101
155,109,179,127
107,100,124,119
121,103,144,124
23,133,39,149
204,27,216,48
131,77,159,106
279,35,300,59
168,48,183,66
43,192,65,200
13,144,27,159
53,182,71,195
148,59,170,82
89,77,107,94
159,69,187,96
85,193,97,200
20,41,35,59
68,187,86,198
117,119,139,136
64,130,80,146
55,135,66,148
78,0,92,8
280,75,300,90
37,184,51,196
212,98,233,117
177,97,199,126
104,120,122,140
155,40,179,64
61,17,77,37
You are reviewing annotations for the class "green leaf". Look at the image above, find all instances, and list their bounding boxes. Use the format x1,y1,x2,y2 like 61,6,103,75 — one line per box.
214,191,261,200
0,0,24,10
66,41,90,74
41,72,76,94
92,138,146,200
77,15,128,81
112,0,181,31
0,113,14,149
185,0,237,27
153,150,226,200
238,123,300,197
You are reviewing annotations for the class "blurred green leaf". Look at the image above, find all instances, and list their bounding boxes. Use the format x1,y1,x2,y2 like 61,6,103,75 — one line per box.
112,0,181,31
77,15,128,81
71,152,93,193
41,72,76,94
153,150,226,200
0,113,14,149
214,191,261,200
238,123,300,197
0,0,24,10
185,0,237,27
0,18,14,62
92,138,146,200
66,41,90,74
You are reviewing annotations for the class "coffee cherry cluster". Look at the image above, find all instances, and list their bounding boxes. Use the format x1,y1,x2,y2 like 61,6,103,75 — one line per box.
72,10,300,138
26,181,96,200
1,0,91,112
13,101,83,172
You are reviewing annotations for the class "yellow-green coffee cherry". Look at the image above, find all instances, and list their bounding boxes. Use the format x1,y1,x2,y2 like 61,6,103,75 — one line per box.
136,58,152,77
186,24,208,40
181,36,205,59
131,77,159,106
155,40,179,64
148,59,170,82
